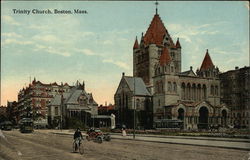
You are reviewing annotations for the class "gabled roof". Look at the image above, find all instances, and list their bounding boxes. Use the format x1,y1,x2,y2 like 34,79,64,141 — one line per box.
121,76,151,96
159,47,171,66
66,89,82,104
50,87,97,106
133,37,139,49
50,92,71,106
143,14,174,46
200,49,214,71
179,70,196,77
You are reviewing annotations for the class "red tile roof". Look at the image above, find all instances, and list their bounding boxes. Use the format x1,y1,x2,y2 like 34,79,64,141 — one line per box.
200,49,214,70
159,47,171,66
133,37,139,49
143,14,174,46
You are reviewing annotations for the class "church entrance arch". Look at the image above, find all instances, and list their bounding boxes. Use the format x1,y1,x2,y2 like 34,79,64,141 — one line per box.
198,106,209,129
221,110,227,127
177,108,184,120
177,108,184,129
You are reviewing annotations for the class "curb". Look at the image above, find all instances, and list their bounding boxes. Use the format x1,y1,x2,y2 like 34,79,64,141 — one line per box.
109,133,250,143
50,132,250,151
111,136,250,151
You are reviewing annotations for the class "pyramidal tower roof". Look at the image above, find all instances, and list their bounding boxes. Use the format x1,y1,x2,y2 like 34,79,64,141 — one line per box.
175,38,181,48
133,37,139,49
200,49,214,70
143,13,174,46
159,47,172,66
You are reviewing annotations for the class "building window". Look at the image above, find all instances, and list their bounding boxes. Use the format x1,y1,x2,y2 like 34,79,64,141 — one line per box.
161,82,164,93
168,82,172,92
173,82,177,93
211,85,214,95
136,99,140,109
158,99,160,106
215,86,218,96
55,107,58,115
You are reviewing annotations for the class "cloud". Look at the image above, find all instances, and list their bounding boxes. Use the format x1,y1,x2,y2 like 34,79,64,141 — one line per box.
102,59,130,70
34,44,70,57
32,34,64,43
2,39,33,45
29,24,48,30
2,32,22,38
167,22,226,43
81,32,95,37
75,48,96,56
46,47,70,57
103,40,113,45
2,15,21,26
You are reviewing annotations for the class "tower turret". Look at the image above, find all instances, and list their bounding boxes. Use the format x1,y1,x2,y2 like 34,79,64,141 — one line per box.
133,37,139,50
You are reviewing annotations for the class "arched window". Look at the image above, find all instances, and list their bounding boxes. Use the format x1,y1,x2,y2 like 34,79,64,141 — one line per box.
202,84,207,100
126,95,128,108
197,84,201,101
215,86,218,96
168,82,172,92
211,85,214,95
171,66,174,73
192,84,196,100
156,81,159,93
181,83,185,100
173,82,177,93
187,83,191,100
136,99,140,109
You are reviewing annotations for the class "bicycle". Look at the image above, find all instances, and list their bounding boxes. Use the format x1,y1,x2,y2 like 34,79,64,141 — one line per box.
72,137,84,155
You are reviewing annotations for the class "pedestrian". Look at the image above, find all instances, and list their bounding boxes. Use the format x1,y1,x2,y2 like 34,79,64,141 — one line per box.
122,127,126,136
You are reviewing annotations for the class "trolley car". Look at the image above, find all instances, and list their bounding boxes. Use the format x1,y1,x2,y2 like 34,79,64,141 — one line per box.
19,118,34,133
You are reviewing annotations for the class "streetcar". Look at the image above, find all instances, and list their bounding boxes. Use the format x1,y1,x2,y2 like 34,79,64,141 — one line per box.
19,118,34,133
0,121,13,131
154,119,183,129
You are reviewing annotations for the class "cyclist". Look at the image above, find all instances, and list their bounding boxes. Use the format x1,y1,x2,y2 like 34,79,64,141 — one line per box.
73,128,83,151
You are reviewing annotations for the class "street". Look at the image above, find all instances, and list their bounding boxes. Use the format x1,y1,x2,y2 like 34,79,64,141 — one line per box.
0,130,249,160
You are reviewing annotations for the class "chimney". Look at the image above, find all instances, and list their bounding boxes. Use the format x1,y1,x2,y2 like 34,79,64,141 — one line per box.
122,72,125,76
82,81,85,90
190,66,193,71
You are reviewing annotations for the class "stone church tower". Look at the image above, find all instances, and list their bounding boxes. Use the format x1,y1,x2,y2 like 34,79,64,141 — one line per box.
133,12,181,94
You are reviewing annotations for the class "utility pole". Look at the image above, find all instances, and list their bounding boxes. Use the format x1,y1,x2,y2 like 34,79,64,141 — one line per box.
133,77,136,139
60,94,63,130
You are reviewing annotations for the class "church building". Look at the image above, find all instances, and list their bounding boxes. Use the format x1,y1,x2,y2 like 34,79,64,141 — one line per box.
116,6,230,130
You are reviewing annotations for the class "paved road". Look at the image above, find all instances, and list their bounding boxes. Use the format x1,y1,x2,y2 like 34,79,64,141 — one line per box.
0,130,249,160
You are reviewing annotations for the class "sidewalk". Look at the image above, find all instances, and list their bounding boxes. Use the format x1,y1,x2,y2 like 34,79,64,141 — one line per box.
110,133,250,143
111,134,250,151
36,129,250,151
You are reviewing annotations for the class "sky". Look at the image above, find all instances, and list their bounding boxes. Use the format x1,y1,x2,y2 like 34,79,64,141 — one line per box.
1,1,249,106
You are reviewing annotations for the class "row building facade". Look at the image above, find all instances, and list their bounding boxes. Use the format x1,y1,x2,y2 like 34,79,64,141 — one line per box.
220,66,250,129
